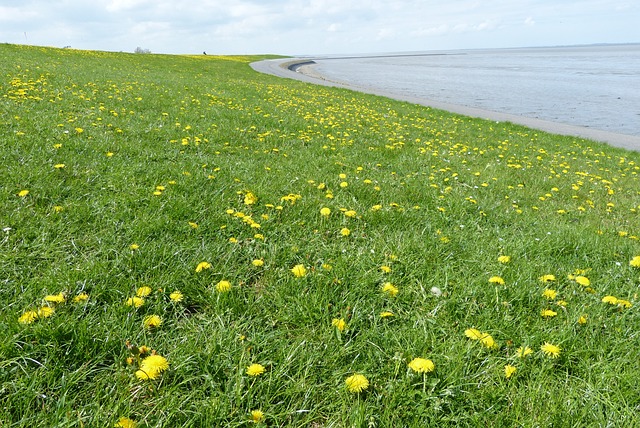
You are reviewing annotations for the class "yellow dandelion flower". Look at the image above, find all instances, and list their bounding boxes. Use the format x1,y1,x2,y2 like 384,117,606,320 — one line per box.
602,295,619,305
18,190,29,197
215,280,232,293
380,265,391,273
382,282,398,297
143,315,163,329
250,410,264,423
320,207,331,217
72,293,89,303
340,227,351,237
37,306,55,318
497,255,511,264
136,354,169,380
169,291,183,302
54,163,65,169
380,311,394,318
129,243,140,250
504,364,517,379
539,274,556,282
408,358,435,373
540,342,561,358
339,181,348,188
18,310,38,324
188,221,198,229
246,363,266,377
516,346,533,358
464,328,484,340
488,276,505,285
195,261,212,272
244,192,258,205
541,309,558,318
44,292,66,303
332,318,347,332
542,289,557,300
480,334,497,349
252,259,264,267
291,264,307,278
344,210,357,218
136,286,152,297
125,297,144,308
617,299,632,309
630,256,640,268
345,374,369,393
574,276,590,286
115,417,137,428
578,314,588,324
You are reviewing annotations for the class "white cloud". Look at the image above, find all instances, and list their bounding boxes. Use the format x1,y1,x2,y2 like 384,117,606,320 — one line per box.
0,0,637,54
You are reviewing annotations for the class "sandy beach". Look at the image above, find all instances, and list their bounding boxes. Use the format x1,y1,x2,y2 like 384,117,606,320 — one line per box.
251,57,640,152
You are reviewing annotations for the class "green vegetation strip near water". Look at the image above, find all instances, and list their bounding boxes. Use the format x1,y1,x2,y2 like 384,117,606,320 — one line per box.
1,44,639,427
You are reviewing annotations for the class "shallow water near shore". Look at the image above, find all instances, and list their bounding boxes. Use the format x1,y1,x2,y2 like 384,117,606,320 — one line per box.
312,44,640,137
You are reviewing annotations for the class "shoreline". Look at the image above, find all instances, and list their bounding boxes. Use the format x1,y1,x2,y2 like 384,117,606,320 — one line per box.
250,57,640,152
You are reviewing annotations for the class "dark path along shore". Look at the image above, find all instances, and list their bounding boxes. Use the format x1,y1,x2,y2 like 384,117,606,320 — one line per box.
251,58,640,152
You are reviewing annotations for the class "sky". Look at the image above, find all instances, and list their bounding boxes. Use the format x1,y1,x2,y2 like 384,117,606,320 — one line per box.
1,0,638,55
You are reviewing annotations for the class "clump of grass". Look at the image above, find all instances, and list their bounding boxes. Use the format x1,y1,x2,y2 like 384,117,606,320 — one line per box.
1,44,639,427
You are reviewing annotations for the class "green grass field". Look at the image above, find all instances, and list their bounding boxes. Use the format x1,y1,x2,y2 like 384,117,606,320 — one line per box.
1,43,639,427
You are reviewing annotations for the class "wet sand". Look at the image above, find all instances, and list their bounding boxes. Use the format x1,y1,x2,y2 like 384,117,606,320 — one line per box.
250,58,640,152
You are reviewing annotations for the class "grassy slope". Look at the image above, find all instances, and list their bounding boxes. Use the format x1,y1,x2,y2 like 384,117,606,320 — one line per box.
1,44,639,427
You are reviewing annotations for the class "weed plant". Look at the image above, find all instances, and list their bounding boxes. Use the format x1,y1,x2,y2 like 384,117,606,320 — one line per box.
1,44,639,427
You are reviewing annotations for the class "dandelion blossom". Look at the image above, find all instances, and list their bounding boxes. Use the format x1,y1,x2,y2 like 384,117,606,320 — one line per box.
250,410,264,423
539,274,556,283
382,282,398,297
251,259,264,267
542,289,557,300
136,286,152,297
488,276,505,285
169,291,183,302
540,342,561,358
143,315,163,329
195,261,212,272
129,243,140,250
345,374,369,393
244,192,258,205
44,292,66,303
408,358,435,373
497,255,511,264
115,417,137,428
320,207,331,217
246,363,266,377
18,190,29,197
125,297,144,308
480,334,497,349
516,346,533,358
38,306,55,318
340,227,351,237
215,280,232,293
54,163,65,169
73,293,89,303
380,311,394,318
602,295,619,305
541,309,558,318
332,318,347,332
18,310,38,324
504,364,517,379
578,314,588,324
380,265,391,273
574,276,590,286
464,328,484,340
135,354,169,380
291,264,307,278
630,256,640,268
344,210,357,218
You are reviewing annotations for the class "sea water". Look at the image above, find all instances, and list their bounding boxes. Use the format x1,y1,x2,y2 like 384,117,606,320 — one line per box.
312,44,640,136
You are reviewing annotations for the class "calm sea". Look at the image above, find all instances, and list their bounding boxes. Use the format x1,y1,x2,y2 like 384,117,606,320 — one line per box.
312,44,640,136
